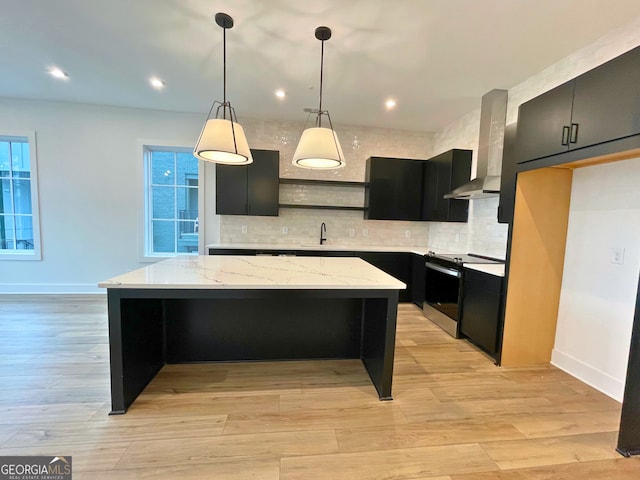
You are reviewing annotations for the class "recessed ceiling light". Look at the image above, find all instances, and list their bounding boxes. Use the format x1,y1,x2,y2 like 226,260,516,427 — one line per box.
275,89,286,99
48,67,69,80
385,98,397,109
150,77,165,89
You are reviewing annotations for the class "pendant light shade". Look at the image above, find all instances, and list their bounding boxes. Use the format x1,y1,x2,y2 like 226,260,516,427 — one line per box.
292,26,344,170
193,13,252,165
195,119,252,165
293,127,345,169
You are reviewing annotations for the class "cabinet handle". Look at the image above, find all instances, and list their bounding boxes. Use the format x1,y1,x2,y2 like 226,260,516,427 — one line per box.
561,126,570,146
569,123,579,144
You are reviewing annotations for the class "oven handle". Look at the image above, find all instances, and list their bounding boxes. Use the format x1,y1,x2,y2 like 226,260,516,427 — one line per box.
425,262,461,278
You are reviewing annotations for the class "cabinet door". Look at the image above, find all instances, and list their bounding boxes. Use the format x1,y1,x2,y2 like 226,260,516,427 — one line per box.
397,160,424,221
460,269,503,356
247,149,279,216
411,253,426,307
422,150,470,222
571,46,640,150
516,81,574,163
365,157,423,221
422,160,439,221
498,123,518,224
216,164,248,215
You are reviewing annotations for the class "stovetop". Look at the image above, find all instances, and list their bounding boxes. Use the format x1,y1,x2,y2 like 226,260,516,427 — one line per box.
426,251,504,266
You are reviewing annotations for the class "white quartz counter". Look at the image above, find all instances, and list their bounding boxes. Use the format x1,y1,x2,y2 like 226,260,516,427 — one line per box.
99,255,407,290
207,243,449,256
464,263,505,277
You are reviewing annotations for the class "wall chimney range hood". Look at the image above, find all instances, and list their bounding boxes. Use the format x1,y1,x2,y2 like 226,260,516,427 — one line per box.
444,89,507,200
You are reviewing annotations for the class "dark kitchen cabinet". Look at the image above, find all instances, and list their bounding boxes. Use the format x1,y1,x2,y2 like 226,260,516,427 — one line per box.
360,252,412,302
498,123,518,224
460,268,504,358
365,157,424,221
516,45,640,165
570,46,640,150
422,149,471,222
216,149,279,216
411,253,426,307
515,81,574,162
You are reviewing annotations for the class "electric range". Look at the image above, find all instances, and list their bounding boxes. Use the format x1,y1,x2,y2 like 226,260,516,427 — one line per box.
423,251,504,337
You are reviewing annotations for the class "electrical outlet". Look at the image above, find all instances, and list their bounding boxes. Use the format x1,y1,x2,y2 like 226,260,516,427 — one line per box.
348,228,355,237
610,247,625,264
241,225,247,234
405,230,411,238
362,228,368,237
282,226,288,235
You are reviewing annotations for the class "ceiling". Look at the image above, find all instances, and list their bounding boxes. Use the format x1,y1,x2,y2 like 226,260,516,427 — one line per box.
2,0,640,132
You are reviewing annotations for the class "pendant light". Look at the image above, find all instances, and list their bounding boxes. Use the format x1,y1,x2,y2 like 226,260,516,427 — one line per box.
292,26,345,170
193,13,252,165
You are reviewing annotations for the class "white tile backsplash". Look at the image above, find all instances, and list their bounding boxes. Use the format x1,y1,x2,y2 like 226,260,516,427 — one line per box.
219,118,434,247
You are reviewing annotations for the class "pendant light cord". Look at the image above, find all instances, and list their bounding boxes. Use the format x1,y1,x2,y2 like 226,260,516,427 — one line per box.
223,26,227,119
318,39,324,128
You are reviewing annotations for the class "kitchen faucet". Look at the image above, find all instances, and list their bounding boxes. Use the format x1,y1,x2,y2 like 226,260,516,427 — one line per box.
320,222,327,245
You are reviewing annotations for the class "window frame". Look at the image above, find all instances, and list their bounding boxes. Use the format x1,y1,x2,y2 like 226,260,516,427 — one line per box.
139,141,204,262
0,131,42,261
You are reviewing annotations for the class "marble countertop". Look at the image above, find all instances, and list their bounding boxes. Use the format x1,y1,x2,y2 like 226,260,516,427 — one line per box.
464,263,505,277
207,243,449,256
99,255,407,290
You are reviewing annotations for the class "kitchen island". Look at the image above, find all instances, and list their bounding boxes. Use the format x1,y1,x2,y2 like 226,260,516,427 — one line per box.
99,255,405,414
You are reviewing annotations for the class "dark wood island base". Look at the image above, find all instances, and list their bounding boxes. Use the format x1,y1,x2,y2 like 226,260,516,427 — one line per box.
102,257,404,414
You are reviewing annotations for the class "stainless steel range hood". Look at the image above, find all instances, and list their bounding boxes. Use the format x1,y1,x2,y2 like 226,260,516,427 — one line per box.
444,89,507,199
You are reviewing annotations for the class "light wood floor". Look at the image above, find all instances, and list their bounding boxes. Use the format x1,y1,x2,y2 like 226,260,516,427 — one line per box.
0,295,638,479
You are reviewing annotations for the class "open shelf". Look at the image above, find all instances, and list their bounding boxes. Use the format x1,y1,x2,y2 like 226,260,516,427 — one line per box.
279,204,366,212
279,178,365,187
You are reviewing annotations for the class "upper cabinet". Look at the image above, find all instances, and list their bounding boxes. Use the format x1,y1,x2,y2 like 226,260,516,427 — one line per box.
216,149,279,216
516,46,640,165
498,123,518,224
365,157,424,221
422,149,471,222
364,151,471,222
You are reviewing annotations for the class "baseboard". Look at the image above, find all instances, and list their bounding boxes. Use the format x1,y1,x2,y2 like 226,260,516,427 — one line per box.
0,284,105,294
551,348,624,402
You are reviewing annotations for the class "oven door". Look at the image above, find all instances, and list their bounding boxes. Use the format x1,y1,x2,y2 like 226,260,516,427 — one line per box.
423,262,462,338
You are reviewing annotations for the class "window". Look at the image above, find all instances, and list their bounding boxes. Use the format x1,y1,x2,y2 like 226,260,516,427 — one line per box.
144,146,199,256
0,133,41,260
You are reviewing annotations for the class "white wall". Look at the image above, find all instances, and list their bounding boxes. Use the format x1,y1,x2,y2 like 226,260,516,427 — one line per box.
0,98,207,293
552,158,640,400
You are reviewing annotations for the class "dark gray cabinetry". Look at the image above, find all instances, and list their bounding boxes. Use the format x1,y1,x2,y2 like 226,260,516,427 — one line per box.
498,123,518,224
365,157,424,221
411,253,426,307
460,268,504,358
422,149,471,222
216,149,279,216
515,81,574,162
516,46,640,165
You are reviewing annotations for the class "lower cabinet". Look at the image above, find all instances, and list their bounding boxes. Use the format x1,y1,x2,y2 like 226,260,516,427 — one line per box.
411,253,425,307
459,268,504,358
